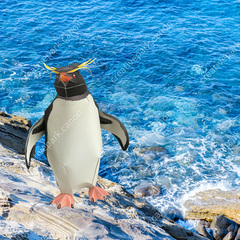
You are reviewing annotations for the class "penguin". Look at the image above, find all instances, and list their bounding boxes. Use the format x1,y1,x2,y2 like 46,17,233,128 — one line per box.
25,59,129,209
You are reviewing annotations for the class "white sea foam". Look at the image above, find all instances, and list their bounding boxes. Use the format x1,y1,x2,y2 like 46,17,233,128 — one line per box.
191,65,205,75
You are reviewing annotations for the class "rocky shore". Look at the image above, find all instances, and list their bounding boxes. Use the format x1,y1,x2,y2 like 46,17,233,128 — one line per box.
0,146,208,240
184,189,240,239
0,112,239,239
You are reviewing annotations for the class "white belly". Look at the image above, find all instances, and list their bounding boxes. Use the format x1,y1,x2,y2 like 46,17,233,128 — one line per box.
46,94,102,194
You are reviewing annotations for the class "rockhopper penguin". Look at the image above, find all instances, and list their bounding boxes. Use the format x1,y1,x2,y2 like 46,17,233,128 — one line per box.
25,59,129,209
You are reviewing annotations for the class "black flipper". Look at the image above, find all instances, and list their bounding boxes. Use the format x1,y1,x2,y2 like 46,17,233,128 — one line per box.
25,116,45,169
99,110,129,151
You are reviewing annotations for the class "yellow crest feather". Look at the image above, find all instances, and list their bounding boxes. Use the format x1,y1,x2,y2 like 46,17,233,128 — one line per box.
67,58,96,75
43,63,59,74
44,59,95,75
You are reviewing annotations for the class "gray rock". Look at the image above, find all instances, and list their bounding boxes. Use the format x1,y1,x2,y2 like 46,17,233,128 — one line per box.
159,219,209,240
164,206,184,222
0,147,208,240
134,146,168,155
0,111,31,154
210,215,238,240
195,224,212,239
133,146,168,161
223,231,234,240
134,182,161,198
0,115,209,239
199,220,211,229
235,228,240,240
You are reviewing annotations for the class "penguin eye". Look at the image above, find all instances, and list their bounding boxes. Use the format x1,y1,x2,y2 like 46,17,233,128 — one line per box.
73,74,76,78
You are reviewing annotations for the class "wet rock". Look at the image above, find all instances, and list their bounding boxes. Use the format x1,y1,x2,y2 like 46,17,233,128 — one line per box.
195,224,207,237
0,111,31,154
210,215,238,240
235,228,240,240
133,146,168,161
199,220,211,229
223,231,234,240
159,219,209,240
164,206,184,222
134,182,161,198
195,223,212,239
134,146,168,155
184,188,240,223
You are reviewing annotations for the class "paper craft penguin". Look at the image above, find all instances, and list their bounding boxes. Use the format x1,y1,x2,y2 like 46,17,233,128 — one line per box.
25,59,129,209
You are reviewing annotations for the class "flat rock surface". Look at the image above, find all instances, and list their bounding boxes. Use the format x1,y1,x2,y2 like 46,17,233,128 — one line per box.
0,145,208,240
184,188,240,224
0,111,31,154
134,182,161,198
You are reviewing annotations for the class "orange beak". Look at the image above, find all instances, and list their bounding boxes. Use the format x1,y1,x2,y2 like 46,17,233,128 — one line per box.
59,72,71,82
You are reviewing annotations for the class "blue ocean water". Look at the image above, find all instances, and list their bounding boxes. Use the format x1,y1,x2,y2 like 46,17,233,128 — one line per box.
1,0,240,214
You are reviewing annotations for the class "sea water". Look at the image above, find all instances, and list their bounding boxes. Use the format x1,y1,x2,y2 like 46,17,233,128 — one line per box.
1,0,240,225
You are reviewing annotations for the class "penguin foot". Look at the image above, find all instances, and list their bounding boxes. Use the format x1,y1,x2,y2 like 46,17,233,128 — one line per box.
89,186,109,202
50,193,74,209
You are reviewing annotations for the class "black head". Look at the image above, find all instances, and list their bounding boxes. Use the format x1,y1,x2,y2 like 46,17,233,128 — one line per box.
54,63,88,98
44,59,95,98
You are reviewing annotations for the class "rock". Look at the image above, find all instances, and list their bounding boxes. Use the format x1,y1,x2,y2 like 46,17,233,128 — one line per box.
223,231,234,240
184,188,240,224
0,114,208,239
0,147,208,240
133,146,168,161
199,220,211,229
134,182,161,198
0,188,13,219
164,206,184,222
235,228,240,240
210,215,238,240
159,219,208,240
0,111,31,154
195,223,212,239
0,217,43,240
134,146,168,154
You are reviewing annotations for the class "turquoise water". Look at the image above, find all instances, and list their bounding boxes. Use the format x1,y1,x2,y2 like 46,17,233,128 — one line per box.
1,0,240,213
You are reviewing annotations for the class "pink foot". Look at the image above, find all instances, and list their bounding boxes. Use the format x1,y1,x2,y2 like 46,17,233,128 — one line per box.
50,193,74,209
89,186,109,202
